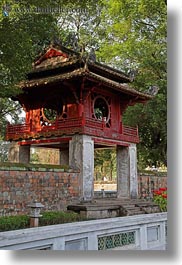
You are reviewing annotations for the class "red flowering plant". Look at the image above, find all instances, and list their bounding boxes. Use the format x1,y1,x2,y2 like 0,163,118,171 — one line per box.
153,187,167,212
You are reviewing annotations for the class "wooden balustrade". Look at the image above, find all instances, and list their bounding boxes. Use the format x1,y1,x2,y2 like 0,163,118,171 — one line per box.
6,119,139,141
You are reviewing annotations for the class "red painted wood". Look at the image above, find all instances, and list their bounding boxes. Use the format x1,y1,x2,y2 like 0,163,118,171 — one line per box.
19,137,72,146
6,117,139,143
34,48,68,66
6,80,140,145
92,137,130,147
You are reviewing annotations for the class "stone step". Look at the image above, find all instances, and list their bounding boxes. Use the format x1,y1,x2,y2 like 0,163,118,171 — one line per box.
67,198,161,219
126,211,145,216
122,205,137,209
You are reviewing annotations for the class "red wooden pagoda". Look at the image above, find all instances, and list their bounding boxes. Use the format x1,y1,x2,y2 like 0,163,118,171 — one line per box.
6,43,152,200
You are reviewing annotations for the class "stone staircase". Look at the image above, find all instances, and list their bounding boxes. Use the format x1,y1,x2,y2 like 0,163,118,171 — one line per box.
67,198,161,219
119,204,145,216
119,201,160,216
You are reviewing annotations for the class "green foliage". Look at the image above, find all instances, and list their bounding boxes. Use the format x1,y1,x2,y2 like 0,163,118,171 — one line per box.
153,188,167,212
39,211,85,226
94,149,116,180
98,0,167,167
0,215,29,232
0,98,23,139
0,1,60,97
0,211,86,232
0,141,9,162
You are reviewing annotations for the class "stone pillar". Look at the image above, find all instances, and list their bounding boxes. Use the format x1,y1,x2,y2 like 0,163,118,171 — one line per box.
59,149,69,165
69,135,94,201
117,146,130,199
8,142,30,163
117,144,138,199
129,144,138,199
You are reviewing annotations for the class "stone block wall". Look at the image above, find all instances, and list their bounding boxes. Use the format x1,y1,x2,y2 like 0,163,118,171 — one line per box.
0,166,167,216
0,166,80,216
138,172,167,198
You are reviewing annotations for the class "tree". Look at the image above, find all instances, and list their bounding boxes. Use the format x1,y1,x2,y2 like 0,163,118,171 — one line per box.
94,149,116,181
97,0,167,167
0,141,9,162
0,1,61,97
0,98,23,139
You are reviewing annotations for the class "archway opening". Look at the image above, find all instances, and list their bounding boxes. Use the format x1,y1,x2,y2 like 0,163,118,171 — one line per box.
94,147,117,192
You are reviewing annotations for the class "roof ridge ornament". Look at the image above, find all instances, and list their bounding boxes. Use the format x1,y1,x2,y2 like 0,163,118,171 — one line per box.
33,46,69,67
144,85,159,96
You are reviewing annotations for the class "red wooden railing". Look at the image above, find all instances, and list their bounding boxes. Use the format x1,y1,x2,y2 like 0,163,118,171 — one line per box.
6,119,138,140
122,124,138,137
6,123,30,135
85,118,104,129
41,117,83,132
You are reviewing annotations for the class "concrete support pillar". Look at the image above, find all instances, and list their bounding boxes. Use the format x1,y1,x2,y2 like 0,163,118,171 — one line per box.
8,142,30,163
117,144,138,199
117,146,130,199
59,149,69,165
69,135,94,201
129,144,138,199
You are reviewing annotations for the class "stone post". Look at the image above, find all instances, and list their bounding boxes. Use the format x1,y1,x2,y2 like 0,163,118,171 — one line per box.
8,142,30,163
117,144,138,199
69,135,94,201
28,200,44,228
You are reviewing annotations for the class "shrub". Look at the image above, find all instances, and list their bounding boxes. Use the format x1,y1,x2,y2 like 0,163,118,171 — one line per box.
39,211,85,226
0,211,86,232
153,187,167,212
0,215,29,232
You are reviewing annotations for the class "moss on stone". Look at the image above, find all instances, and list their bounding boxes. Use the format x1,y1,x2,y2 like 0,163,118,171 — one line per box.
0,162,72,172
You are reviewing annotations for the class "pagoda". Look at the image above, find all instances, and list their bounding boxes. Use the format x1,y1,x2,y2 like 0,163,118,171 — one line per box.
6,43,152,201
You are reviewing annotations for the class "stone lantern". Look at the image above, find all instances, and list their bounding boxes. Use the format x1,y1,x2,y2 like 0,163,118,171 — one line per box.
28,200,44,228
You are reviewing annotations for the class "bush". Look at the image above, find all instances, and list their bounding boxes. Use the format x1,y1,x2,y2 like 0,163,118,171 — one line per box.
0,211,86,232
39,211,85,226
0,215,29,232
153,187,167,212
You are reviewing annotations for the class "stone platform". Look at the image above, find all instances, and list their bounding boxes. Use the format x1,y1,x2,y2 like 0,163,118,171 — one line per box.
67,198,161,219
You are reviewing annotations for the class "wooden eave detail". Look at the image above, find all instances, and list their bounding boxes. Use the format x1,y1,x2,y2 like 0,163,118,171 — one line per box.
18,67,152,103
19,68,87,89
85,71,153,102
87,61,131,83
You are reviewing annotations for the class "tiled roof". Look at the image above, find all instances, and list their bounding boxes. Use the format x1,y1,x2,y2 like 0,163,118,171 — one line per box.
18,44,152,101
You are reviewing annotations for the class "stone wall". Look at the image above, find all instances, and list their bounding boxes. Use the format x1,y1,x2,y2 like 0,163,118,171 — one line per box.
0,166,167,216
138,172,167,198
0,166,79,216
94,172,167,199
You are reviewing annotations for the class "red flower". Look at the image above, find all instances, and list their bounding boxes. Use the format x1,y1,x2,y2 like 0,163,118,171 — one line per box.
162,194,167,199
153,190,163,195
159,187,167,191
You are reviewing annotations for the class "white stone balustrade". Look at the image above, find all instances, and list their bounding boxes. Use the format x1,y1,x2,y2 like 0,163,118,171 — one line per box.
0,213,167,250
